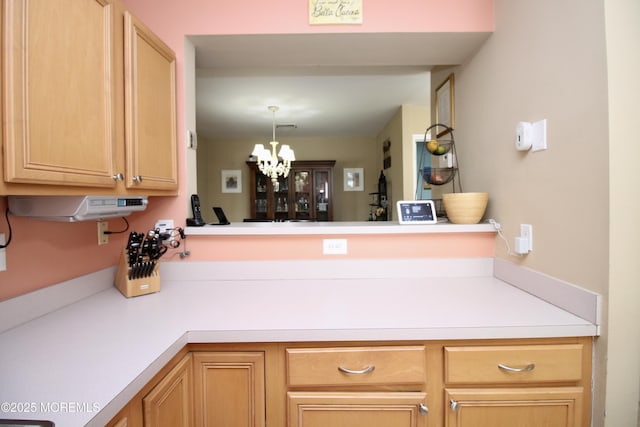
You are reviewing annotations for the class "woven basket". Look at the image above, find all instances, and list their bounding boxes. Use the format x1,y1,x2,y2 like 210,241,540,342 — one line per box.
442,192,489,224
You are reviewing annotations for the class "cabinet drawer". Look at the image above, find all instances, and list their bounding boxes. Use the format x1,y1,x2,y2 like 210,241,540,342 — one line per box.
444,344,584,384
287,346,426,387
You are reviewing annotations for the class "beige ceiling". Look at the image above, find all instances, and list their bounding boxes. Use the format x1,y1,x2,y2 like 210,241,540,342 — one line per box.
192,32,491,140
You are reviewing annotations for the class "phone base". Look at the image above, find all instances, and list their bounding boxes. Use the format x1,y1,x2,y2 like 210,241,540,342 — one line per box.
186,218,205,227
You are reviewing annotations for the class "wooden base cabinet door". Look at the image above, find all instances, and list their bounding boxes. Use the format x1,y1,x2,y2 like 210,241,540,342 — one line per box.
193,352,266,427
445,388,584,427
288,392,428,427
143,353,194,427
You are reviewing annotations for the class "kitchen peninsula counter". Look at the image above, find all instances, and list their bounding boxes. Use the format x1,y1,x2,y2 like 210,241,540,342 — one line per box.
0,258,600,426
185,220,496,236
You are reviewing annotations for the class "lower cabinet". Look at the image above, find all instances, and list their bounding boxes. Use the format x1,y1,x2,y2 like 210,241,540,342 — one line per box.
193,352,266,427
442,343,589,427
444,387,584,427
142,353,193,427
288,392,428,427
286,345,429,427
107,338,592,427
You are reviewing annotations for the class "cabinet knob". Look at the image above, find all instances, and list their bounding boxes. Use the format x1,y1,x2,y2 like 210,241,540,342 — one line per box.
112,173,124,181
419,403,429,415
450,400,460,412
132,175,143,184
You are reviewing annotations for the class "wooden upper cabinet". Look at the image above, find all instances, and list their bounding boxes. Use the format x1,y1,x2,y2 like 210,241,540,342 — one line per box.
2,0,118,188
1,0,178,195
123,11,178,191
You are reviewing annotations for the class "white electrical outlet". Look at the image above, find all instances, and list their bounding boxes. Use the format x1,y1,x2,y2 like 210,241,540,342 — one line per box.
155,219,175,243
155,219,174,233
97,221,109,245
323,239,347,255
0,233,6,271
520,224,533,251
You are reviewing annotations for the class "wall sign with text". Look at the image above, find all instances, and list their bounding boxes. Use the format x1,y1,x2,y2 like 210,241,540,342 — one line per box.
309,0,362,25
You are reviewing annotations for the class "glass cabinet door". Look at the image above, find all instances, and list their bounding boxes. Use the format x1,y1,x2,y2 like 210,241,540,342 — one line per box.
273,174,290,221
254,174,269,220
314,169,331,221
293,170,311,220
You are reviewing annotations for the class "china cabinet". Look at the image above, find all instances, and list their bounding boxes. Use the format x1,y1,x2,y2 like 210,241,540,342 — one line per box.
247,160,335,221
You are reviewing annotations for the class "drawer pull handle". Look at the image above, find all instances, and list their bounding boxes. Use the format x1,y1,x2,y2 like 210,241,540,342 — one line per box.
450,399,460,412
498,363,535,373
337,365,375,375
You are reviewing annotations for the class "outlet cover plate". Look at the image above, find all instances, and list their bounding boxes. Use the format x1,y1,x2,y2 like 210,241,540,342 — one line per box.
97,221,109,245
0,233,6,271
323,239,347,255
531,119,547,152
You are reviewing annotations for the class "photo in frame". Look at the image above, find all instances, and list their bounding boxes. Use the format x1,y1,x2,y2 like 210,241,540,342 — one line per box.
435,73,455,137
343,168,364,191
383,139,391,169
221,169,242,193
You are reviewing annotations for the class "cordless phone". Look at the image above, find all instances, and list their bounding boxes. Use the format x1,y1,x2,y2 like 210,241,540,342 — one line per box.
187,194,205,226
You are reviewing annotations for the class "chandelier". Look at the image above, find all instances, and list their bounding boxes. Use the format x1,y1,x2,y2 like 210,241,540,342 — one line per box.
251,106,296,183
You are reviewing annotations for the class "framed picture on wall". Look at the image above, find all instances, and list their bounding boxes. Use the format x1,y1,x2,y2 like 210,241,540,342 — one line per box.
221,169,242,193
435,73,455,137
343,168,364,191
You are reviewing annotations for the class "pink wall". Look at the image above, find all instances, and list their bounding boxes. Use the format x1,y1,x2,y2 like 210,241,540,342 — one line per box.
0,1,493,301
186,233,496,261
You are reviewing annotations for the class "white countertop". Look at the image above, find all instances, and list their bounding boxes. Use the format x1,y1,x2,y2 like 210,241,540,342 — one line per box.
0,259,598,426
185,221,496,235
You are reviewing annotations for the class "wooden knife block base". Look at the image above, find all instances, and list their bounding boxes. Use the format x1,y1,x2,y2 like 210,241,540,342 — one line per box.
115,250,161,298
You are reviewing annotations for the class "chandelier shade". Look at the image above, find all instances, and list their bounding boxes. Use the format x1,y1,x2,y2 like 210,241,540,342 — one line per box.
252,106,295,182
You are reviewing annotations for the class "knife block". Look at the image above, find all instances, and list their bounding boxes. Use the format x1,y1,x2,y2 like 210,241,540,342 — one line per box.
115,249,161,298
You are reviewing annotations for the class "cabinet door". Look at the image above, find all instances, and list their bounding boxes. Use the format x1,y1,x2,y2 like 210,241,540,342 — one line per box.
252,170,270,220
193,352,266,427
313,169,332,221
124,11,178,191
292,169,312,220
288,392,428,427
2,0,118,188
445,387,583,427
273,174,290,220
143,353,193,427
